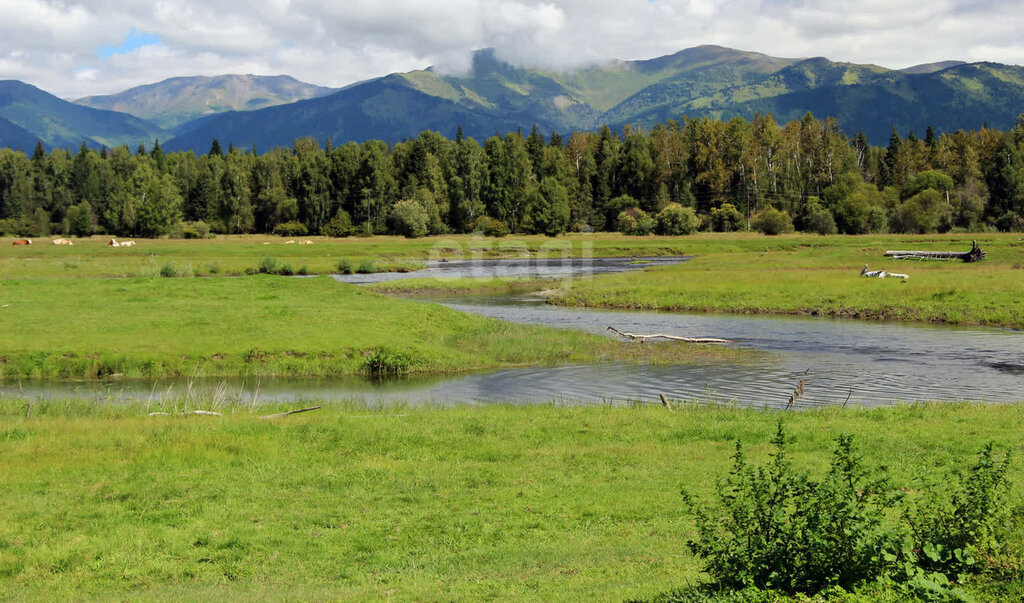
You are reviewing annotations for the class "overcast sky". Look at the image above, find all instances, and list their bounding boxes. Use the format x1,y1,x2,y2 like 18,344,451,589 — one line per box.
2,0,1023,99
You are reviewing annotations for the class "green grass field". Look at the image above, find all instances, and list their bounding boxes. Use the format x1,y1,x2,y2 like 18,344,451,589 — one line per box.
0,233,688,279
1,401,1021,600
0,275,742,380
2,233,1024,599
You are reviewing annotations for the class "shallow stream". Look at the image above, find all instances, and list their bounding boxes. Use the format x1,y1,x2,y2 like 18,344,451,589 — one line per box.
5,257,1022,408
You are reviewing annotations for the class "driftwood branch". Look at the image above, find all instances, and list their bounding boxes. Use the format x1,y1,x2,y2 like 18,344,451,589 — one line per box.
607,326,730,344
884,240,986,262
861,265,909,279
659,393,673,411
257,406,322,419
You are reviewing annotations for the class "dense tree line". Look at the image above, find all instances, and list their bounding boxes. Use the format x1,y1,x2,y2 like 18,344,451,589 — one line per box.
2,113,1023,239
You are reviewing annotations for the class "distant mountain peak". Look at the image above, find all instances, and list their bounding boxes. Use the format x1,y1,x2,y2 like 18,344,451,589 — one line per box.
74,74,335,130
899,60,967,74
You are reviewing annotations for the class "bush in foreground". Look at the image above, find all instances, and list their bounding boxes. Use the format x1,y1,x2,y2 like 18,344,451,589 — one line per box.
681,424,1015,600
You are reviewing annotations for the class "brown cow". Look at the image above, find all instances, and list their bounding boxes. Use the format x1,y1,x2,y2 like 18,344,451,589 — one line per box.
11,239,31,246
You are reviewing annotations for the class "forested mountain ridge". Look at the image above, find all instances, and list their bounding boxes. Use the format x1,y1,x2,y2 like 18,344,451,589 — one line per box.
75,74,336,130
3,46,1024,153
163,46,1024,151
0,80,166,150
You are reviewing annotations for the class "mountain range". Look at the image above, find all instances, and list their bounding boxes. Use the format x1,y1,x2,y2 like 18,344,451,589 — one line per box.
2,45,1023,153
75,74,335,130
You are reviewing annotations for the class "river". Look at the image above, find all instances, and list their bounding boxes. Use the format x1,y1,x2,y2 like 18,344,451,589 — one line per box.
4,257,1022,408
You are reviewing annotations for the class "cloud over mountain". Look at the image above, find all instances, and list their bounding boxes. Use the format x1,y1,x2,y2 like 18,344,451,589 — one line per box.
2,0,1022,99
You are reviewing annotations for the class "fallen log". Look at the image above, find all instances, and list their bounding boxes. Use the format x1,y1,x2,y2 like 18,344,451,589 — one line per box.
607,326,730,344
884,240,986,262
861,265,909,279
257,406,322,419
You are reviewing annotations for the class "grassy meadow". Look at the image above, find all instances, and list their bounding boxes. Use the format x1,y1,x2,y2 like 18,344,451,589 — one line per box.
0,400,1021,600
2,232,1024,600
0,233,688,279
0,275,743,380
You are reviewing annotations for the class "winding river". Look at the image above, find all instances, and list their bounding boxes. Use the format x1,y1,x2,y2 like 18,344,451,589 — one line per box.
5,257,1022,408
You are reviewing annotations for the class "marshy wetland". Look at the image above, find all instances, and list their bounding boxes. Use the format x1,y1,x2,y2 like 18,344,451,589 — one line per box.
2,232,1023,600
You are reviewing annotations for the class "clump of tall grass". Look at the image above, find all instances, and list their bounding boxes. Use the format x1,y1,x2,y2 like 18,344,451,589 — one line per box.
356,258,377,274
249,257,296,276
336,258,355,274
159,262,193,277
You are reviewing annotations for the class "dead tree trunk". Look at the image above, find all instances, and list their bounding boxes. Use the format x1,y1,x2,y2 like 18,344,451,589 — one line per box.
607,326,730,344
884,240,986,262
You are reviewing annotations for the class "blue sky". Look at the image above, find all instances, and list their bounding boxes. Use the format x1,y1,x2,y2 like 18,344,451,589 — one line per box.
1,0,1022,98
97,29,162,59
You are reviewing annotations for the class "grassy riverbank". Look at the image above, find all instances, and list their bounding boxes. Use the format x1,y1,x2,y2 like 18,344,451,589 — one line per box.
367,232,1024,328
551,233,1024,328
0,275,742,381
0,400,1021,600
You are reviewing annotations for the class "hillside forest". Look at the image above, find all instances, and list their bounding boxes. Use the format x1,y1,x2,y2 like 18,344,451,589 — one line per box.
2,112,1023,239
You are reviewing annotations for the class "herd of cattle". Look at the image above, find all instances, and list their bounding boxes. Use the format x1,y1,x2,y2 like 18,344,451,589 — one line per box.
10,238,136,246
11,238,315,246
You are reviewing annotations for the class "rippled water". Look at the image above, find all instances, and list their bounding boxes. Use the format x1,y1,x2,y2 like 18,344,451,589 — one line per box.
5,257,1022,408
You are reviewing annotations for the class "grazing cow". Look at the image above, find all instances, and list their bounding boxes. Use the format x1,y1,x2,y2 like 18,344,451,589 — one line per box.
12,239,31,246
299,240,313,245
108,238,120,247
284,240,296,244
52,238,73,245
121,240,136,247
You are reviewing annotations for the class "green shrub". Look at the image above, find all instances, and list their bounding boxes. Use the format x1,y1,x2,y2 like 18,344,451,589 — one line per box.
15,220,42,238
278,263,294,276
322,210,354,237
803,206,837,235
389,199,429,238
273,221,308,237
336,258,355,274
752,207,794,235
906,444,1013,577
616,208,654,235
683,428,1015,599
684,424,900,595
996,211,1024,232
180,220,211,239
258,257,280,274
297,265,309,276
0,218,17,235
709,203,744,232
356,259,376,274
471,216,509,237
656,203,700,235
895,189,952,234
159,263,180,278
362,347,417,375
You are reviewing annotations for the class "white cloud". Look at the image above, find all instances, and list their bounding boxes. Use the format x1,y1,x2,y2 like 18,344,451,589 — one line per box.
0,0,1022,98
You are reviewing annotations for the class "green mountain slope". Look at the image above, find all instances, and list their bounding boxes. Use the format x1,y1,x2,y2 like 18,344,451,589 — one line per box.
75,74,336,130
0,80,165,149
165,75,548,152
637,61,1024,143
166,46,1024,151
0,115,41,151
7,46,1023,153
